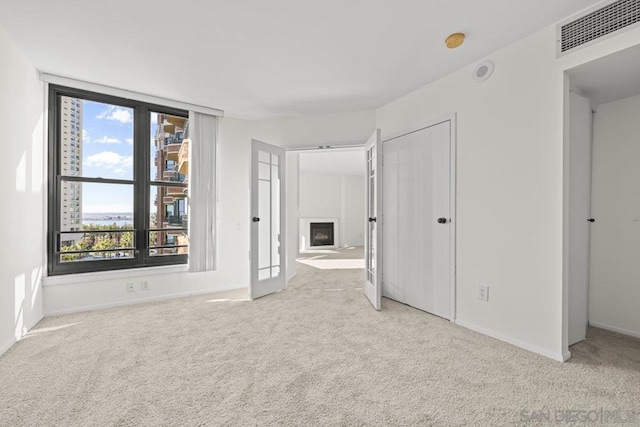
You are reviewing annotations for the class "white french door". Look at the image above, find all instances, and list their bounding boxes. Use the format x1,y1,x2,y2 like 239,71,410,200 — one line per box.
364,130,383,310
250,139,286,299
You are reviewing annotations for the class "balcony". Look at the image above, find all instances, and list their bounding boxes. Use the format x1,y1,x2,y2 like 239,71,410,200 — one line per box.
167,116,187,128
167,186,187,198
178,235,188,254
161,168,185,183
178,138,189,175
165,135,184,146
163,170,177,180
165,144,180,161
166,215,184,226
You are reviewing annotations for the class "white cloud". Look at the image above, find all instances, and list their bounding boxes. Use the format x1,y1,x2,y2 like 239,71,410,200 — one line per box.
125,138,133,145
96,106,133,124
94,136,121,144
82,129,90,143
84,151,133,176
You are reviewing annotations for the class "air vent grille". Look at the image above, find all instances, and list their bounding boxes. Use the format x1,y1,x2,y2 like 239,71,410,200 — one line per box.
561,0,640,53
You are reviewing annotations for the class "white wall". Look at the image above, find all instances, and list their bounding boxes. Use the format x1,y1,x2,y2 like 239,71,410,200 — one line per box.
0,28,45,355
285,152,300,281
377,21,640,360
299,172,364,249
250,110,376,148
589,94,640,338
42,117,252,315
300,173,341,218
341,175,365,246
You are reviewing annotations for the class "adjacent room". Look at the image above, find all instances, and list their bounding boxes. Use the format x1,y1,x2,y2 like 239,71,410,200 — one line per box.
1,0,640,425
295,148,366,271
565,43,640,348
297,150,364,252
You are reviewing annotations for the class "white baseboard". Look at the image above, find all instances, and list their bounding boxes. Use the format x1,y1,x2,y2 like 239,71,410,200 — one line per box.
44,285,247,317
589,321,640,339
0,337,17,358
563,350,572,362
454,319,566,362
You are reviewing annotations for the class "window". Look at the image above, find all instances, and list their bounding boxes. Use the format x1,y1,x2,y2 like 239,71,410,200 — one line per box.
48,85,189,275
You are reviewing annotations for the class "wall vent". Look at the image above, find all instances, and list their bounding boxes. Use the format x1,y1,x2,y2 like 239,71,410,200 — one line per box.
559,0,640,54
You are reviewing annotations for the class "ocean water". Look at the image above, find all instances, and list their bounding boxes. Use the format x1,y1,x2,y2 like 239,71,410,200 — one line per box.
82,213,133,228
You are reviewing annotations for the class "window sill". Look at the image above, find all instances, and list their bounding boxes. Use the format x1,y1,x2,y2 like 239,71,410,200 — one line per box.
42,264,189,287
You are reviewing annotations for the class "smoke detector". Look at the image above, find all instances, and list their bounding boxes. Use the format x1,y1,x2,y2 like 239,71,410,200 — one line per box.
473,60,494,82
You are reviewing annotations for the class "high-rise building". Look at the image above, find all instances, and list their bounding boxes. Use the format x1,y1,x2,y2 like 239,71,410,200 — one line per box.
60,97,83,247
153,113,188,255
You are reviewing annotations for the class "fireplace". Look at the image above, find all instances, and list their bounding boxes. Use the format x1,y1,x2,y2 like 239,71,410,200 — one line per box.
310,222,334,246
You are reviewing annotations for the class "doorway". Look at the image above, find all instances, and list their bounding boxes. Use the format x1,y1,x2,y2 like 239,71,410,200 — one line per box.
296,148,366,252
565,44,640,353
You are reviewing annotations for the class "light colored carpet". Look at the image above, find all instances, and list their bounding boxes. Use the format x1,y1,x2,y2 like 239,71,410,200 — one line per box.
1,246,640,426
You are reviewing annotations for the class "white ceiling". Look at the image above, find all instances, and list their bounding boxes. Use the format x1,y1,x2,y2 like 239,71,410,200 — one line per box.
299,151,365,176
0,0,600,119
569,43,640,106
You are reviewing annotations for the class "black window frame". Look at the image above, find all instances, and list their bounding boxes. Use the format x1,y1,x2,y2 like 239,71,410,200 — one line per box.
47,85,189,276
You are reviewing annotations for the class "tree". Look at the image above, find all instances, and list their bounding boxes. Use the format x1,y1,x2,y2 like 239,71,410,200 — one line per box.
61,223,138,262
94,237,116,259
61,245,80,262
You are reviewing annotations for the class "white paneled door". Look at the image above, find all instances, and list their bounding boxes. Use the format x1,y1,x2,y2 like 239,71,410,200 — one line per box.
364,130,383,310
383,120,453,319
250,139,286,299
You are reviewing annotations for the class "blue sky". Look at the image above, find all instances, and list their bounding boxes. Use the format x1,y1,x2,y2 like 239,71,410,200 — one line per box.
77,100,157,214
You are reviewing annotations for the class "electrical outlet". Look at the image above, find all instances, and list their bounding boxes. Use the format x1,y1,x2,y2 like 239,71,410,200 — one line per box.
141,280,149,291
126,282,135,293
478,285,489,302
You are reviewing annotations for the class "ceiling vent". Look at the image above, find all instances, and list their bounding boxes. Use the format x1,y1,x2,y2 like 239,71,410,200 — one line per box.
558,0,640,55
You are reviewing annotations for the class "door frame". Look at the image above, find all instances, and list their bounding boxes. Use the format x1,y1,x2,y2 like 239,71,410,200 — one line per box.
381,113,457,321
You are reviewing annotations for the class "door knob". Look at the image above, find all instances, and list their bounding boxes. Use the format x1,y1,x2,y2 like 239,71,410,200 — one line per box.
587,218,595,223
368,217,377,223
252,217,260,222
437,217,448,224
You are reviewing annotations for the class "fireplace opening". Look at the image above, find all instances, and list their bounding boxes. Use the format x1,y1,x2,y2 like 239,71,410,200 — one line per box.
310,222,334,246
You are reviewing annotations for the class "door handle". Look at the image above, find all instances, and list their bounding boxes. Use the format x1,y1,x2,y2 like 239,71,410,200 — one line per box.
587,218,595,223
252,217,260,222
437,217,448,224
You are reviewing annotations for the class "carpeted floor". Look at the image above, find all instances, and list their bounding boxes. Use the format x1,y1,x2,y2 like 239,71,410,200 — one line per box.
1,246,640,426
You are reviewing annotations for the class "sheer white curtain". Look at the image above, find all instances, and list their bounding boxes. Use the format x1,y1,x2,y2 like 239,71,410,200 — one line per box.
187,112,218,272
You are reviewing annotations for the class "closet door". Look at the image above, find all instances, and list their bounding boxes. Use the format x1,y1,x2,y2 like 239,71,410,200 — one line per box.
383,120,452,319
